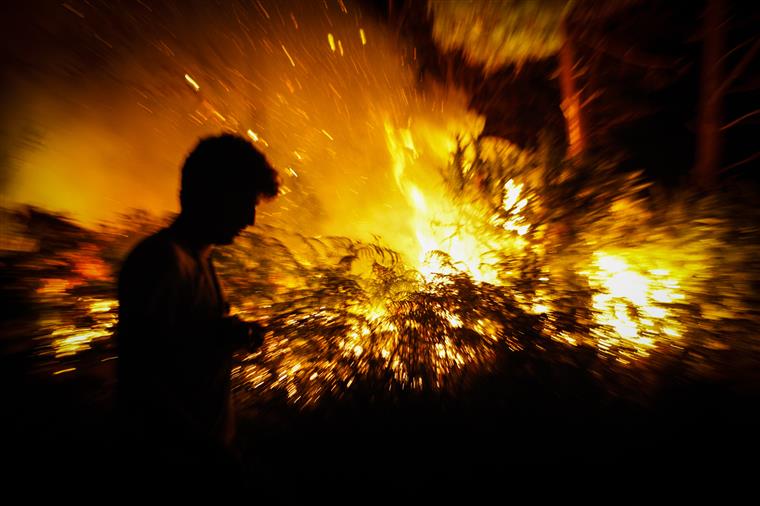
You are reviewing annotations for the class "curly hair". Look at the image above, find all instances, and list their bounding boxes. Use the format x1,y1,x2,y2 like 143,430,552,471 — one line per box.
180,134,280,210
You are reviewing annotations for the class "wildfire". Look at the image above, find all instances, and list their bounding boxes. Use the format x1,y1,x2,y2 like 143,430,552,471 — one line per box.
49,298,118,358
20,116,717,403
6,0,757,410
587,251,685,355
383,120,530,284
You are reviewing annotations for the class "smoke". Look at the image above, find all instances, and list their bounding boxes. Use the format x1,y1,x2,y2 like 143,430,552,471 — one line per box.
1,0,482,259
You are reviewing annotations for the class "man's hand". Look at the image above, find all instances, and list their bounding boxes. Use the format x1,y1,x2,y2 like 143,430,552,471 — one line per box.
244,321,265,351
220,315,265,351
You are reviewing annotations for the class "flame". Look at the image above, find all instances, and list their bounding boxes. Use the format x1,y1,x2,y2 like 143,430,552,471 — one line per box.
501,179,530,236
46,297,118,358
587,251,685,354
383,119,529,284
7,0,754,409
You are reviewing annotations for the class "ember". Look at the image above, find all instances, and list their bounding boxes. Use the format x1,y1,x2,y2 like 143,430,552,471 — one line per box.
2,0,759,413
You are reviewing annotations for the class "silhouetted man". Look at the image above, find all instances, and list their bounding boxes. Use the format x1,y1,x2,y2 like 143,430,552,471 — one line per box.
116,134,279,491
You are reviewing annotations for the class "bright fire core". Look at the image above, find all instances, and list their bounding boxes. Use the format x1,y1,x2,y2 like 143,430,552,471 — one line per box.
5,0,746,408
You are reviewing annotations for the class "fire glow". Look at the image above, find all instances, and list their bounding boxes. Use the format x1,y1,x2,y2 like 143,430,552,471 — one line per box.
4,0,756,408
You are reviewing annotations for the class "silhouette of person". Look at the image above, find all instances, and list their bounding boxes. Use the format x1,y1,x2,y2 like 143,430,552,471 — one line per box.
116,134,279,491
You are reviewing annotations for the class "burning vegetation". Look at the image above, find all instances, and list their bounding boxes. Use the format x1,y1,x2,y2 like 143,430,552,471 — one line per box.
2,0,759,418
4,132,759,410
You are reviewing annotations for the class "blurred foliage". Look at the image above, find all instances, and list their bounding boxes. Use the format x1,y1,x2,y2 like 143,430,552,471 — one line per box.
428,0,572,71
2,137,759,408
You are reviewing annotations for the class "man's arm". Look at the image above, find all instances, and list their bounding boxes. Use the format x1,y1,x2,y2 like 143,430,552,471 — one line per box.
118,239,220,443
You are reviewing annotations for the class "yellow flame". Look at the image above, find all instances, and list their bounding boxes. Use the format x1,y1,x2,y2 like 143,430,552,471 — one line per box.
502,179,530,236
49,297,118,357
383,120,530,284
89,300,112,313
588,252,685,353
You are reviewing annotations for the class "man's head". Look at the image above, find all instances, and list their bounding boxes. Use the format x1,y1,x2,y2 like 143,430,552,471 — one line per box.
179,134,279,245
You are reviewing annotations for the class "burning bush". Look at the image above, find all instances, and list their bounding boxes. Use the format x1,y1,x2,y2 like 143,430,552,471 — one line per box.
3,132,759,409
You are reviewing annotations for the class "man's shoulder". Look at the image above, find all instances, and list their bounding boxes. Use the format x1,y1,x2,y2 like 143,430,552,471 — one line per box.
121,228,181,275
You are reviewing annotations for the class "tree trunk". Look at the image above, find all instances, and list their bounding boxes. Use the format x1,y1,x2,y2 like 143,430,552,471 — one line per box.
558,19,586,159
694,0,725,188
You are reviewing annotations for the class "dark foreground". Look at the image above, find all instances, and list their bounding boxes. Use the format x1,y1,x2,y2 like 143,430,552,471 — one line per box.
4,348,758,500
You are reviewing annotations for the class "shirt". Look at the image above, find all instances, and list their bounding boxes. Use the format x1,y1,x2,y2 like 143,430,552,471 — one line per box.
116,225,235,447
